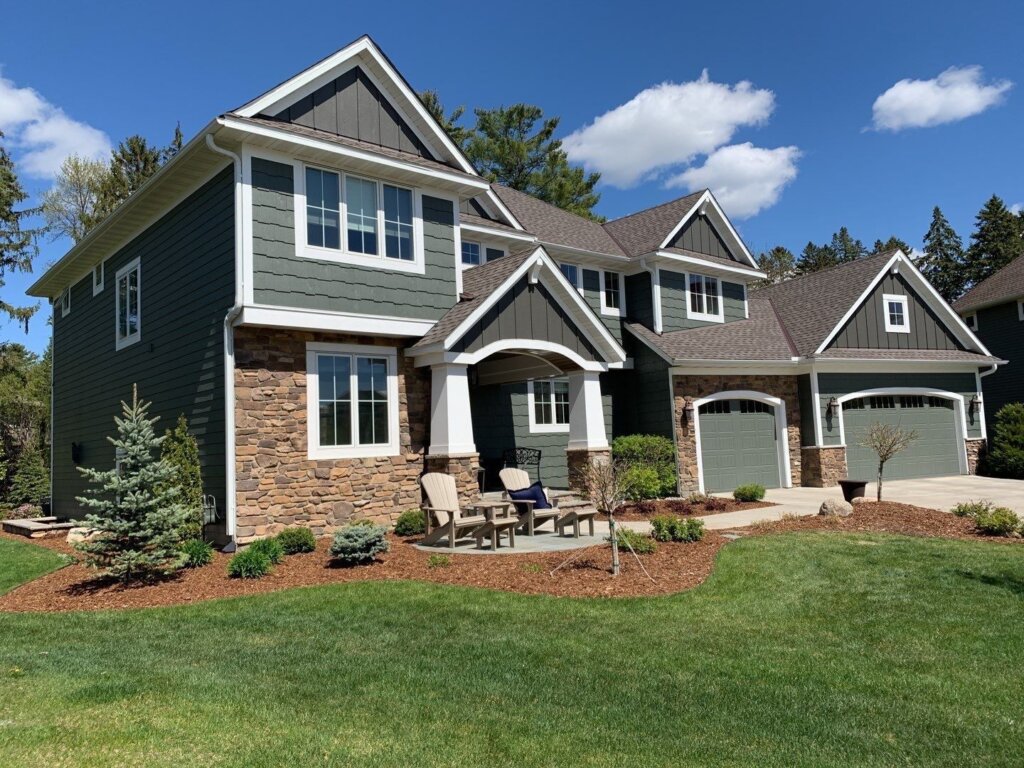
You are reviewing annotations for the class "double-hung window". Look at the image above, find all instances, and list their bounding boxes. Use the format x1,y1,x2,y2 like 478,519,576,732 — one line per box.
59,289,71,318
307,343,399,459
461,241,481,266
92,262,104,295
115,259,141,350
529,378,570,433
883,294,910,333
306,167,341,249
687,274,721,321
601,270,623,315
346,175,379,255
560,263,582,293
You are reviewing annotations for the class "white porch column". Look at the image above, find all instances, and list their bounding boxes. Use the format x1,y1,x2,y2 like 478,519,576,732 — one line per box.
428,364,477,455
567,370,608,450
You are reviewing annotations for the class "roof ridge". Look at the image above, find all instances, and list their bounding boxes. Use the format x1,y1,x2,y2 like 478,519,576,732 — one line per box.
756,249,898,294
604,189,707,225
765,296,799,357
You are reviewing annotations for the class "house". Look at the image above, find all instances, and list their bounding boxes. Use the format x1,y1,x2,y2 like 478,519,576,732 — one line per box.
954,254,1024,427
28,36,1000,546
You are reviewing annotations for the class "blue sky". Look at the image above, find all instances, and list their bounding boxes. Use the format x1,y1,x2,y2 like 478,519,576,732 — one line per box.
3,0,1022,354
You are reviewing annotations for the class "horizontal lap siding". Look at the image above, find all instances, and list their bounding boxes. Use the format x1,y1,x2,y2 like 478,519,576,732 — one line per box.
250,158,457,320
581,268,623,342
629,342,673,438
661,269,746,332
52,167,235,522
625,272,654,328
974,301,1024,425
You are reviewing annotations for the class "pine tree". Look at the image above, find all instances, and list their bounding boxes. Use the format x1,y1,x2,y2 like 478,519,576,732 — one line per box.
795,241,838,274
418,90,472,147
918,206,966,302
7,446,48,505
831,226,868,263
755,245,795,284
0,131,41,331
872,236,913,255
75,386,188,581
965,195,1023,286
160,414,204,540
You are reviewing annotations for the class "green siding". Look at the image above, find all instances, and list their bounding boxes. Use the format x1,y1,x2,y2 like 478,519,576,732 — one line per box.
250,157,457,320
817,372,981,445
670,216,737,262
971,300,1024,426
581,268,623,342
629,339,674,438
660,269,746,332
797,374,816,447
52,167,235,529
625,272,654,328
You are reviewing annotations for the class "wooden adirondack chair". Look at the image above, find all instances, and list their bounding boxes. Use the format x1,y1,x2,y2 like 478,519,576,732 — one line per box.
498,467,562,535
420,473,516,550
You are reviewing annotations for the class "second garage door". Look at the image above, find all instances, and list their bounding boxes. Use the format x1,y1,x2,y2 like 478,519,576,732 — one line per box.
699,399,782,492
843,395,961,481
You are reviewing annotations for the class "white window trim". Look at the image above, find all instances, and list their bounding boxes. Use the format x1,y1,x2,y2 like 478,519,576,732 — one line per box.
305,341,400,460
685,272,724,323
294,162,426,275
965,312,978,331
559,262,585,296
527,378,570,434
59,288,71,318
883,293,910,334
459,238,506,270
92,262,105,296
460,239,482,268
114,258,141,350
599,270,625,317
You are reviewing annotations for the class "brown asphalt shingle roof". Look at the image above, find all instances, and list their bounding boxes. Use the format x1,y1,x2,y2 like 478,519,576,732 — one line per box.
602,191,705,257
459,211,524,234
954,254,1024,313
815,348,1000,363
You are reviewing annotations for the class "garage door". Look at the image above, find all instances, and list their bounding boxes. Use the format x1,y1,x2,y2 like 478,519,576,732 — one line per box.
699,399,781,492
843,395,961,481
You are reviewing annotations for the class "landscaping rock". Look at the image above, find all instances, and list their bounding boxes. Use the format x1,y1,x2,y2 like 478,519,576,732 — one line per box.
819,498,853,517
66,527,98,544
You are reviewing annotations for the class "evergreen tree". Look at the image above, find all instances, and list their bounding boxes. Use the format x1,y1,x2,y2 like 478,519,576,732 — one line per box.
75,386,188,581
918,206,966,302
7,446,48,504
984,403,1024,479
795,240,838,274
872,236,913,255
830,226,868,263
965,195,1023,286
162,123,183,163
160,414,204,540
418,90,472,147
755,245,795,284
0,131,41,331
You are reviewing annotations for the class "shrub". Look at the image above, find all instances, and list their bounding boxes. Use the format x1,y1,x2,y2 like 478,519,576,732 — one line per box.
685,493,709,505
427,554,450,569
733,484,766,502
248,537,285,565
974,507,1020,537
612,434,677,499
179,539,214,568
277,527,316,554
160,414,205,540
650,515,705,543
7,447,49,505
703,496,727,512
394,509,426,536
984,403,1024,479
951,500,993,518
612,527,657,554
329,523,389,565
227,548,272,579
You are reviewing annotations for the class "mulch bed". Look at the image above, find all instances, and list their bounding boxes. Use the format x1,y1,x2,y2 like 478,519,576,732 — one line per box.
0,502,1018,612
616,497,774,521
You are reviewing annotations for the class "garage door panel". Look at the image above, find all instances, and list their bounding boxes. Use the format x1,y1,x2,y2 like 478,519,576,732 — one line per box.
699,400,781,492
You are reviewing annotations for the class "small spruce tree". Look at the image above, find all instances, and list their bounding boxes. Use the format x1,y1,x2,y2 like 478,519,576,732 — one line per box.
75,385,189,581
160,414,204,540
985,403,1024,479
7,445,48,505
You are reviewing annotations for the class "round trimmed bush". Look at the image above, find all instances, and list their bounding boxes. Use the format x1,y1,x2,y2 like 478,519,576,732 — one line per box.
612,434,677,499
733,484,766,502
613,527,657,554
394,509,426,536
227,548,272,579
277,527,316,554
329,523,389,565
248,537,285,565
179,539,214,568
951,500,993,518
974,507,1020,537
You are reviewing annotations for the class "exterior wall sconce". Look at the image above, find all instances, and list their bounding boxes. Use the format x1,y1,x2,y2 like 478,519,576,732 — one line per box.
826,397,839,417
71,442,82,464
683,400,695,425
970,393,983,414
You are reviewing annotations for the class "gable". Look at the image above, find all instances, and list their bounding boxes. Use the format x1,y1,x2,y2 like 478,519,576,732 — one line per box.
452,277,601,362
270,66,433,160
828,272,966,352
669,216,738,262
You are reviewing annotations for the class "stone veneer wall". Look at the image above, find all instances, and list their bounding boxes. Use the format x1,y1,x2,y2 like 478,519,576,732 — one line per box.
965,438,985,475
234,326,430,543
672,374,802,494
566,447,611,502
801,446,848,487
424,453,480,505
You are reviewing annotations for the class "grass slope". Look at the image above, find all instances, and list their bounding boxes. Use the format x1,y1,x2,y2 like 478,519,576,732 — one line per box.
1,533,1023,767
0,538,68,596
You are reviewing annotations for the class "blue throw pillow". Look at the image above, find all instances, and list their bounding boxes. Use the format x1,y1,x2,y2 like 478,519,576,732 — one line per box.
507,481,551,515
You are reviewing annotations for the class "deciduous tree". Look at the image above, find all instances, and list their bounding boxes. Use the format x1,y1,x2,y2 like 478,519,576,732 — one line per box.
860,423,918,501
40,155,107,242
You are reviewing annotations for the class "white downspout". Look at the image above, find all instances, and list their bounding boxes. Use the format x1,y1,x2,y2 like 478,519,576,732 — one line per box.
639,257,663,334
205,134,244,550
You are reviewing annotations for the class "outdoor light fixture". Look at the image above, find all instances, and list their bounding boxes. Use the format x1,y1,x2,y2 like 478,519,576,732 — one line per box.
826,397,839,416
71,442,82,465
683,400,695,425
970,393,983,414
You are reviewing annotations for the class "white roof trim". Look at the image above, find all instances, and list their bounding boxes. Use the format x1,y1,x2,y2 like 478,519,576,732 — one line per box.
460,222,536,243
482,188,526,231
652,250,765,279
657,190,758,269
234,36,478,177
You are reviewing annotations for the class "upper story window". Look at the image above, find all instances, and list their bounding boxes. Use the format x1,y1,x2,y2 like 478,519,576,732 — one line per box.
600,270,624,316
92,262,104,295
964,313,978,331
59,288,71,318
298,163,422,273
461,241,481,266
1018,300,1024,322
687,273,722,321
560,263,583,293
529,378,570,433
883,293,910,333
115,258,141,350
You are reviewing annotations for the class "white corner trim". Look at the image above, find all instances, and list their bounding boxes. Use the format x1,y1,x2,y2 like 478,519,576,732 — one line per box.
810,368,824,446
114,257,142,351
882,293,911,334
527,377,571,434
240,304,435,337
974,369,988,441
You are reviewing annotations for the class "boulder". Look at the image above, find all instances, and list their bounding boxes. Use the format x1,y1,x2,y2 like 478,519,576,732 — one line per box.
66,527,98,544
819,498,853,517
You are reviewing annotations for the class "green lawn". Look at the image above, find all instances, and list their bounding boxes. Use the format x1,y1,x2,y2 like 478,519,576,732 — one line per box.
1,533,1023,767
0,537,68,596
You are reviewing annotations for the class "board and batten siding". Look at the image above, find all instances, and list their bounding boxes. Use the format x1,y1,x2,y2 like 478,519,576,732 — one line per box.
828,273,964,351
971,300,1024,426
669,216,737,262
816,372,982,446
660,269,746,332
250,157,458,320
52,167,235,528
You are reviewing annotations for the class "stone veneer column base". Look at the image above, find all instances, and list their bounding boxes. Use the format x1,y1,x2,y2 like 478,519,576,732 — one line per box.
801,446,848,487
566,447,612,501
965,439,986,475
424,453,481,505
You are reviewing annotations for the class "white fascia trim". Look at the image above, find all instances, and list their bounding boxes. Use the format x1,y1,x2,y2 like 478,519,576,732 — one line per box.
882,293,911,334
540,240,632,265
482,188,526,231
240,304,435,337
235,37,477,176
526,378,571,434
440,339,610,372
811,359,1002,372
218,117,489,192
691,389,793,492
653,250,765,280
599,268,627,317
460,222,537,243
657,190,758,269
810,367,824,446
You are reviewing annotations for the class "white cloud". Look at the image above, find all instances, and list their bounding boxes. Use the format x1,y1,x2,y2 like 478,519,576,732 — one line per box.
666,142,800,219
563,71,775,188
0,74,110,178
1010,203,1022,215
871,66,1012,131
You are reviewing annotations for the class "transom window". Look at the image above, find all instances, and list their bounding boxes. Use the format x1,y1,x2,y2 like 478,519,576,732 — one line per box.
115,259,141,350
739,400,771,414
699,400,731,415
900,395,925,408
306,343,399,459
461,241,481,266
883,294,910,333
601,270,623,315
688,274,721,320
529,378,570,433
869,396,896,409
